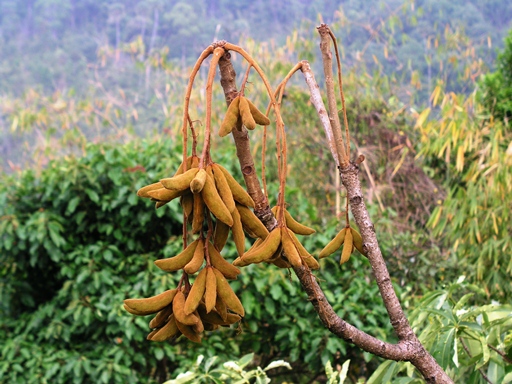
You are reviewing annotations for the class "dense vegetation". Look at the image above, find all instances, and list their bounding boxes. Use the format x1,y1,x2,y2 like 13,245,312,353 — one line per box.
1,0,512,383
1,0,511,95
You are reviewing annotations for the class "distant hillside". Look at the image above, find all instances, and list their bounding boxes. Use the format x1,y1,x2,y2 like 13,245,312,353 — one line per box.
0,0,510,95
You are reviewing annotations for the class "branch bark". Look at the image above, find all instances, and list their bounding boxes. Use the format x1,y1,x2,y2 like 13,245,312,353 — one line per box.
217,45,453,383
316,25,453,383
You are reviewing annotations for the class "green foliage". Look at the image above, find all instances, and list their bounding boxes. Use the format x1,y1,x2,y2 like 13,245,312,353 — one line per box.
415,88,512,300
325,360,351,384
368,278,512,383
478,28,512,122
0,137,398,383
164,353,291,384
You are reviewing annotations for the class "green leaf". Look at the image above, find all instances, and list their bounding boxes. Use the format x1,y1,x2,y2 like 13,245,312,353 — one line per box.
66,196,81,215
367,360,397,384
269,284,283,301
339,360,350,383
263,360,291,371
475,336,490,369
237,354,254,369
85,189,100,204
437,328,455,368
154,348,164,361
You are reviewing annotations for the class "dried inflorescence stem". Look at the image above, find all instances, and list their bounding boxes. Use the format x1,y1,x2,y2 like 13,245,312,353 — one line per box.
200,47,225,168
327,27,351,158
317,24,348,167
180,46,214,170
299,61,340,168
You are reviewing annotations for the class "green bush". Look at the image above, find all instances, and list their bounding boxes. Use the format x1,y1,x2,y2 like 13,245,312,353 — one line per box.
368,279,512,383
478,29,512,123
0,137,398,383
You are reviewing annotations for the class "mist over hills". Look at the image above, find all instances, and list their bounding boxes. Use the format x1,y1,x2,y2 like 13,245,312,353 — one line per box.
0,0,511,95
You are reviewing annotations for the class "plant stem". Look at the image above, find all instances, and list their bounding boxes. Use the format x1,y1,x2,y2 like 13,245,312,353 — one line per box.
317,24,347,166
218,51,276,229
200,47,224,168
217,48,426,363
317,24,453,384
180,46,213,169
461,338,493,384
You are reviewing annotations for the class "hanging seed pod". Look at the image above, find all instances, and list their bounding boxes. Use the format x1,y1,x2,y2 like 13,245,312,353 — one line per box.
219,96,241,137
239,96,256,130
246,98,271,126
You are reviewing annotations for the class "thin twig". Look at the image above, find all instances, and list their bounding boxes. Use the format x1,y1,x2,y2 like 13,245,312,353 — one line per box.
488,344,512,365
187,116,198,157
327,27,351,159
240,64,252,95
200,47,224,168
180,46,214,170
460,338,493,384
275,62,303,219
299,61,339,168
317,24,347,166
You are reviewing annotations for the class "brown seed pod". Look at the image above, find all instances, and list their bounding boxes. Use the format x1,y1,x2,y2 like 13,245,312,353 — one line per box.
183,238,205,274
212,165,236,213
173,290,200,326
123,303,149,316
180,193,194,219
203,323,220,331
213,164,255,208
236,204,269,239
201,173,234,227
146,328,160,341
155,201,168,209
154,240,199,272
204,267,217,313
149,305,173,329
175,319,202,343
246,98,271,126
237,228,281,266
213,221,230,252
137,182,164,198
147,188,185,203
212,268,245,317
173,155,200,176
280,228,302,267
271,257,291,269
192,313,205,333
191,193,205,234
286,228,319,270
231,207,246,257
239,96,256,130
190,168,208,194
233,238,264,266
149,314,181,342
207,242,241,280
184,268,208,315
124,289,177,316
351,228,366,255
319,228,347,259
215,295,228,322
197,306,240,326
283,209,316,235
219,96,241,137
160,167,199,191
340,228,354,264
